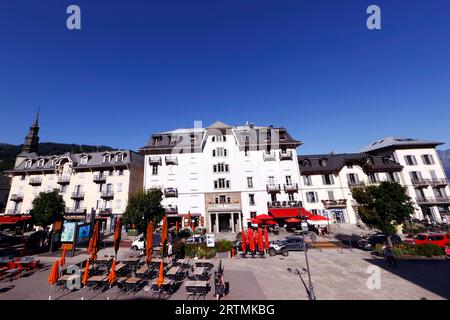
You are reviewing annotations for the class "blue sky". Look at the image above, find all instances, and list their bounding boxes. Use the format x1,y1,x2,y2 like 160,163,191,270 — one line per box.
0,0,449,154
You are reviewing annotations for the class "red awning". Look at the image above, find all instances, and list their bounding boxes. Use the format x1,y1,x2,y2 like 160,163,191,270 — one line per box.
0,215,32,224
269,208,312,219
248,218,262,225
307,214,330,221
254,214,273,220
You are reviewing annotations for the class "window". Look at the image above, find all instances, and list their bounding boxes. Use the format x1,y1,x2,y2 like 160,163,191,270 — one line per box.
421,154,435,165
247,177,254,188
303,176,312,186
25,160,32,169
404,155,417,166
288,193,295,201
347,173,359,185
37,159,45,167
96,200,102,209
20,175,26,181
152,165,158,175
327,191,335,201
429,170,438,180
306,192,319,203
117,183,122,192
387,172,400,183
213,163,229,173
322,174,334,185
213,148,227,157
60,185,67,193
250,212,257,218
409,171,423,182
115,199,122,209
214,179,230,189
320,159,327,167
80,156,88,165
51,158,57,167
346,164,353,169
117,169,124,176
103,154,111,163
285,176,292,186
249,194,255,205
116,154,124,162
368,173,379,183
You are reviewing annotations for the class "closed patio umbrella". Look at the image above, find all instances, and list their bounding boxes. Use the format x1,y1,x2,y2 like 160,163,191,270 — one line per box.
60,246,67,267
48,259,59,286
146,221,154,264
90,221,100,262
113,218,122,256
264,227,270,250
257,228,264,252
157,260,164,288
176,221,179,233
81,259,90,286
161,215,168,249
187,211,193,231
108,258,117,285
241,229,247,252
247,228,255,253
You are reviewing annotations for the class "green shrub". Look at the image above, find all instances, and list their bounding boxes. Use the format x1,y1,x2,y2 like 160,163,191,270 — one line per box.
178,229,191,239
185,243,216,258
216,240,232,252
391,243,415,256
413,243,445,258
172,241,186,258
374,244,384,256
127,229,138,236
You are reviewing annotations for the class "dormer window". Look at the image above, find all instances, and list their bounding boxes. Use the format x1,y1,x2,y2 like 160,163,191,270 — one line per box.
51,158,57,167
320,159,327,167
81,156,88,165
302,159,311,167
25,160,32,169
116,154,124,162
103,154,111,163
37,159,45,168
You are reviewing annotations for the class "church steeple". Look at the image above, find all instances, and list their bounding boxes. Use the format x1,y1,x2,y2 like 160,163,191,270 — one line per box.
22,109,40,153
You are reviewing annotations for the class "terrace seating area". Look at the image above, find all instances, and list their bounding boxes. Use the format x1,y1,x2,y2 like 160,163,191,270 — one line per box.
0,256,41,282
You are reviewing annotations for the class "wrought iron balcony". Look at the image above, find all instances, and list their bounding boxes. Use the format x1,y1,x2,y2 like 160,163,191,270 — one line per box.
279,150,293,161
266,184,281,193
165,156,178,165
267,200,301,208
149,156,162,165
98,208,112,215
65,207,86,214
322,199,347,209
416,196,450,205
10,194,24,202
29,177,42,186
71,192,85,199
411,179,430,187
284,183,299,192
429,178,448,187
57,176,71,184
100,191,114,199
263,152,276,161
93,174,107,183
164,188,178,198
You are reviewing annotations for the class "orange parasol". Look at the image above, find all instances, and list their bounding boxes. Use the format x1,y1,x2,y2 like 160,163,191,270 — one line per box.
108,258,117,285
87,238,93,255
257,228,264,252
157,260,164,288
60,246,67,267
82,259,90,286
187,211,193,231
247,228,255,253
48,259,59,285
90,221,100,261
175,221,179,233
113,218,122,256
161,215,168,248
264,227,270,250
146,221,154,264
241,229,247,252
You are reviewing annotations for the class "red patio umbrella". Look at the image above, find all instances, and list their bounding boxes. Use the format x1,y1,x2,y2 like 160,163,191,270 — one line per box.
264,220,278,225
285,218,301,223
48,259,59,286
157,260,164,288
90,221,100,262
113,218,122,256
264,227,270,250
257,228,264,252
307,214,330,221
81,259,90,286
241,229,247,252
255,214,273,220
108,258,117,285
247,228,255,253
146,221,154,263
248,218,262,225
60,246,67,267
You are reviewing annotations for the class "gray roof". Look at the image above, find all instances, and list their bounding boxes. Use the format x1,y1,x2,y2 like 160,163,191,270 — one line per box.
8,150,143,173
360,137,444,153
298,153,403,175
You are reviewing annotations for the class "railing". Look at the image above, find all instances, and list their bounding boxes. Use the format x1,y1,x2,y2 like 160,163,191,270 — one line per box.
93,174,107,183
98,208,112,215
411,179,430,187
429,178,448,186
416,196,450,205
100,191,114,199
284,183,299,192
266,184,281,192
149,156,162,165
164,205,178,214
165,156,178,165
10,194,24,202
65,207,87,214
29,177,42,185
267,200,302,208
263,152,276,161
208,202,241,212
71,192,85,199
164,188,178,197
6,209,21,214
279,150,293,160
347,181,365,188
57,176,71,184
322,199,347,209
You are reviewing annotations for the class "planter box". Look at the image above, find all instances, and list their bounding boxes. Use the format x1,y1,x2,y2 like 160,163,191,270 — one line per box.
371,253,447,261
217,251,231,259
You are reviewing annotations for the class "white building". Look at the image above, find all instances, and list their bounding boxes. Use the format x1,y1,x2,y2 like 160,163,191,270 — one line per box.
140,121,303,233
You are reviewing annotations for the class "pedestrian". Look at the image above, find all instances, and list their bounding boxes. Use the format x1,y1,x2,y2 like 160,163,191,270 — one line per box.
383,244,396,267
310,230,317,243
167,241,173,264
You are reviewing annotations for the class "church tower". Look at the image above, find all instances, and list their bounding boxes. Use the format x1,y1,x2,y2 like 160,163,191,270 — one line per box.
22,110,40,153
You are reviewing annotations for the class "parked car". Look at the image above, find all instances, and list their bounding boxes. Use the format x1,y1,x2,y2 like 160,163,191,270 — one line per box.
186,235,206,244
132,237,145,251
268,236,307,256
411,233,448,248
357,233,402,251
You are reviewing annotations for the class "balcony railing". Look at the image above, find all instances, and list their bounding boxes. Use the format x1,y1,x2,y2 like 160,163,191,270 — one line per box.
322,199,347,209
164,205,178,214
416,196,450,205
266,184,281,193
93,174,107,183
149,156,162,165
71,192,85,199
263,152,276,161
208,202,241,212
10,194,24,202
267,200,302,208
98,208,112,215
165,156,178,165
6,209,21,214
348,181,366,188
284,183,299,192
29,177,42,186
57,176,71,184
411,179,430,187
65,207,86,214
100,191,114,199
429,178,448,187
279,150,293,161
164,188,178,198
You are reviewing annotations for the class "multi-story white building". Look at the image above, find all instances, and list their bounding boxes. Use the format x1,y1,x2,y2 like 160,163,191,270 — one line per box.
140,121,303,233
360,137,450,223
3,115,144,233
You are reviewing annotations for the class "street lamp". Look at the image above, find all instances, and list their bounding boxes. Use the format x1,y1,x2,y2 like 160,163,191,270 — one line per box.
287,244,316,300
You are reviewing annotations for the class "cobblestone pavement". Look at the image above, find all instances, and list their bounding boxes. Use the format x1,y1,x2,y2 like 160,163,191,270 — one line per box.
0,247,449,300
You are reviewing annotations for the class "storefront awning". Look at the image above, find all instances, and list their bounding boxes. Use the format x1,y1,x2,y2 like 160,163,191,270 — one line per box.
0,215,32,224
268,208,312,219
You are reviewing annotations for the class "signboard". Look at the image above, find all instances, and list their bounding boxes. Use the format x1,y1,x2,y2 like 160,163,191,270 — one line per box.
61,221,77,242
206,233,215,247
77,224,91,241
301,222,309,233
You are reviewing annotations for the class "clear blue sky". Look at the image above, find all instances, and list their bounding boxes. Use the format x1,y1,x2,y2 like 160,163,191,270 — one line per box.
1,0,449,154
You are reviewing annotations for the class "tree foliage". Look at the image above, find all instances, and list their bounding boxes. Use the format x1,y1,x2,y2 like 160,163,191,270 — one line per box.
30,190,65,227
352,181,414,235
122,188,165,234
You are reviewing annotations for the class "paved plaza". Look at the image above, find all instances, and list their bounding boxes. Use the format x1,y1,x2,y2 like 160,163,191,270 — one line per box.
1,245,449,300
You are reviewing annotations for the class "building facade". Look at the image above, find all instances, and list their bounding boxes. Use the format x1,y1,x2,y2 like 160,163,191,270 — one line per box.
140,121,303,233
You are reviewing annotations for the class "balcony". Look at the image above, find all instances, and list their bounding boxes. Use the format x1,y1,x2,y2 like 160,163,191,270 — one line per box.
164,205,178,214
10,194,24,202
266,184,281,193
429,178,448,187
322,199,347,209
411,179,430,187
416,196,450,206
165,156,178,165
279,150,293,161
29,177,42,186
71,192,85,200
93,174,107,183
263,152,276,161
164,188,178,198
267,200,302,208
65,207,86,214
284,183,299,192
207,202,241,212
149,156,162,165
100,191,114,199
6,209,21,214
57,176,71,184
348,181,366,188
98,208,112,215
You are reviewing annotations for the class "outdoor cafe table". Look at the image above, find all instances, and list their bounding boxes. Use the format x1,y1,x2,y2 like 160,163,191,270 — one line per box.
96,256,113,264
166,266,182,279
86,275,107,290
136,264,149,276
176,259,191,268
185,280,210,297
194,260,213,269
58,274,81,290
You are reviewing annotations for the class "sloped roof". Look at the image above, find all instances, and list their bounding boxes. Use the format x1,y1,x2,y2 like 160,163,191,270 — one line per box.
207,121,232,129
360,137,444,153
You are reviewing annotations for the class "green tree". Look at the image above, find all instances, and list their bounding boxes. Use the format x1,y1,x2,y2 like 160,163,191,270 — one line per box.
122,188,165,234
30,190,65,228
352,181,414,244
